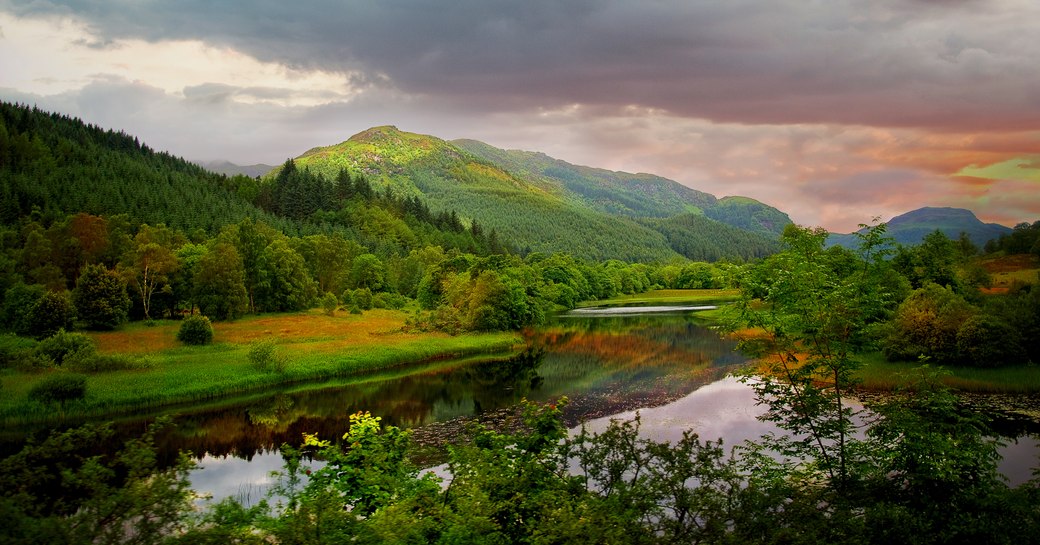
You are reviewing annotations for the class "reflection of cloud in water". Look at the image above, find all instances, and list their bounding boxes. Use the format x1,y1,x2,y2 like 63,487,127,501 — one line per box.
190,450,320,506
575,376,775,448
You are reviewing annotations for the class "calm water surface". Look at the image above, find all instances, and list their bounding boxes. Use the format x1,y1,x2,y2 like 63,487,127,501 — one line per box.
182,306,1038,502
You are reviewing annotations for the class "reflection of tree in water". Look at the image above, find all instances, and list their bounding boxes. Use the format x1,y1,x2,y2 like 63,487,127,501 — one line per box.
116,349,550,460
4,313,746,464
463,348,546,414
247,395,294,428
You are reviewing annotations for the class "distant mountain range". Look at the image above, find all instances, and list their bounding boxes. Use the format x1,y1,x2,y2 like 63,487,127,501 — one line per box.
204,128,1013,258
197,160,274,178
827,207,1012,249
271,125,790,261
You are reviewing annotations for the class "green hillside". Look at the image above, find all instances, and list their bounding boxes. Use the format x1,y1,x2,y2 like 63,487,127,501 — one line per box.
0,103,291,234
0,103,507,262
454,139,791,237
279,126,785,261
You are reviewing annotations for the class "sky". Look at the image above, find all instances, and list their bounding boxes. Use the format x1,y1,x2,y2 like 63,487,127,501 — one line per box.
1,0,1038,233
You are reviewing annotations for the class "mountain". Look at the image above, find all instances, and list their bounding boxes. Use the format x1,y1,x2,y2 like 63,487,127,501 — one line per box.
197,160,274,178
452,139,790,237
277,126,788,261
827,207,1012,248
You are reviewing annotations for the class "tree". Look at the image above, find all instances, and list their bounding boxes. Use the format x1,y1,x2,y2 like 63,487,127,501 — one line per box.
123,224,181,319
2,282,46,336
26,290,74,339
883,283,977,363
730,223,895,490
72,264,131,330
256,238,316,312
193,243,249,320
349,253,385,292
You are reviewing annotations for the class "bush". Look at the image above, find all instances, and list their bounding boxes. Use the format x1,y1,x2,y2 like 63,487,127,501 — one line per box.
0,334,55,372
956,315,1027,367
177,315,214,346
35,330,96,366
2,283,46,336
66,353,154,373
346,288,373,310
321,292,339,316
28,373,88,404
248,339,287,373
372,292,409,310
26,291,75,340
73,264,131,330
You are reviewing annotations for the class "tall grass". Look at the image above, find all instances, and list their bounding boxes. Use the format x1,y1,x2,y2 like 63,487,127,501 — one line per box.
855,352,1040,393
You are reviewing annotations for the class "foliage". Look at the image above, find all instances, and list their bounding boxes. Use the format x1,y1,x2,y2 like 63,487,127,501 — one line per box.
25,289,74,339
0,419,194,545
255,238,317,312
247,338,287,373
955,314,1026,367
320,292,338,316
27,373,88,404
883,283,977,363
176,314,214,346
730,222,898,488
193,242,249,320
72,264,131,330
35,329,96,366
2,282,46,336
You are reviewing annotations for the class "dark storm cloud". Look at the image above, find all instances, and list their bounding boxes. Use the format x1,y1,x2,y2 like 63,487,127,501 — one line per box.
7,0,1039,131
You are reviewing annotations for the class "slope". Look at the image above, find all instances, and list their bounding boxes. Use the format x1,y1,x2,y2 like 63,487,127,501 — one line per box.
454,139,791,237
280,126,784,261
0,102,290,234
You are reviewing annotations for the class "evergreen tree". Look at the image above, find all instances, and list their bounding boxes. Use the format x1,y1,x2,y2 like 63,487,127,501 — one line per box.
73,263,131,330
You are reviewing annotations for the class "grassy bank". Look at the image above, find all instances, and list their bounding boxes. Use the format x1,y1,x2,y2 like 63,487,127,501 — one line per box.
855,352,1040,394
579,289,739,307
0,309,522,425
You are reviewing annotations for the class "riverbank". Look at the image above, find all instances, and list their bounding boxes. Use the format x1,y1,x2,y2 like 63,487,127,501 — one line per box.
0,309,522,426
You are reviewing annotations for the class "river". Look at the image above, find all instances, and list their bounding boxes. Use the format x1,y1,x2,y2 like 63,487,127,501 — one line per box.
178,304,1038,503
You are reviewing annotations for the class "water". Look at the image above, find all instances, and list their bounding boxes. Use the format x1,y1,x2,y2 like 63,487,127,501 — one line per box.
5,304,1036,502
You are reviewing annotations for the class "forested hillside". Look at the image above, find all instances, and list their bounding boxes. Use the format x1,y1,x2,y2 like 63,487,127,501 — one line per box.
0,101,747,342
0,103,290,234
278,126,784,261
454,138,792,237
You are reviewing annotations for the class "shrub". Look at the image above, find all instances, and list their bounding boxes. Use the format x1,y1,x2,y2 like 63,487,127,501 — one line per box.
28,373,88,404
66,353,154,373
956,315,1027,367
350,288,373,310
26,291,75,340
321,292,339,316
0,334,55,372
2,283,46,336
73,264,131,330
248,339,287,373
35,330,96,366
177,315,214,346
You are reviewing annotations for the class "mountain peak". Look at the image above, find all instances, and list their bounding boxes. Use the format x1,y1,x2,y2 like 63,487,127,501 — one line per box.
348,125,406,143
828,206,1011,248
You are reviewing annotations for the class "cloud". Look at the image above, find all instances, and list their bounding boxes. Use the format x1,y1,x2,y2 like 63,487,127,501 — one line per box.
5,0,1039,132
1,1,1037,232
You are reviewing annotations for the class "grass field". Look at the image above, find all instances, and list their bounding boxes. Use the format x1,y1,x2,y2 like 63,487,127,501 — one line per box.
979,253,1040,292
0,309,522,425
